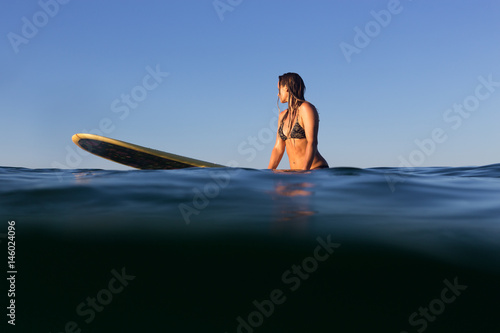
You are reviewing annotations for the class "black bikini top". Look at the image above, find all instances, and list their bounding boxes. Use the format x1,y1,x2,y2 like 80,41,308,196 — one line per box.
278,116,306,141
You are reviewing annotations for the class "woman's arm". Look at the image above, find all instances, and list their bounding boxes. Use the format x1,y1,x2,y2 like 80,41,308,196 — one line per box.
268,112,286,169
268,144,285,169
300,103,319,170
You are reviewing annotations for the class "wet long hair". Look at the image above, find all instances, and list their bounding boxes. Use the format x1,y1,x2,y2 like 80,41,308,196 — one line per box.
278,73,307,140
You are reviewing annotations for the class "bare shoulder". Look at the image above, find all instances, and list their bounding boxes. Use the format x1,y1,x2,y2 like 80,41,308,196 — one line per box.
298,102,318,119
299,101,317,113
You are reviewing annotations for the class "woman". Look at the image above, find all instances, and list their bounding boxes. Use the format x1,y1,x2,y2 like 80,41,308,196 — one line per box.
268,73,329,170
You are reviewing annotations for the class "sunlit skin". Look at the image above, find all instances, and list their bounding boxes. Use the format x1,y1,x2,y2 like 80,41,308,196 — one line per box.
268,83,329,170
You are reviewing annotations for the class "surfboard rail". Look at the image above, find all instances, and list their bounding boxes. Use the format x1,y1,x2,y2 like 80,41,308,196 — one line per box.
72,133,225,169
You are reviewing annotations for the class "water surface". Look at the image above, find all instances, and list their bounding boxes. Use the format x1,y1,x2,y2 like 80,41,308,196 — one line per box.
1,165,499,332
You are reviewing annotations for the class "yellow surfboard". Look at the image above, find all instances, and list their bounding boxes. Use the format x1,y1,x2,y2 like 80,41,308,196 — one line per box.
72,133,225,169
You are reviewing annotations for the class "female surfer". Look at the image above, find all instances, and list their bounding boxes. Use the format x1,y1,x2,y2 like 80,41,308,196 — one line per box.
268,73,329,170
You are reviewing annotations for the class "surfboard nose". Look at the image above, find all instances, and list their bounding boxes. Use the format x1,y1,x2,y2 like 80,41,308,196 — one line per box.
72,134,82,144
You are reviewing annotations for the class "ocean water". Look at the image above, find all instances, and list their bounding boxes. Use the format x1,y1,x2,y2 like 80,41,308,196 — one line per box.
1,165,500,332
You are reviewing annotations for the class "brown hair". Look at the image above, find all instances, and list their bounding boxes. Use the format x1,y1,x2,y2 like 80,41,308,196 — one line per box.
278,73,306,140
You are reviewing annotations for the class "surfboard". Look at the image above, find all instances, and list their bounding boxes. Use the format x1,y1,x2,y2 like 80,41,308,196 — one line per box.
72,133,225,169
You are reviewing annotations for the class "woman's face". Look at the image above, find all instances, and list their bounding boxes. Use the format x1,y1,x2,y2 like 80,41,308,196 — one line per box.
278,82,289,104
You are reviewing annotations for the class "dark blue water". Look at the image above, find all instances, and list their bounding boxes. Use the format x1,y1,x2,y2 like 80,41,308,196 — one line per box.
1,165,500,332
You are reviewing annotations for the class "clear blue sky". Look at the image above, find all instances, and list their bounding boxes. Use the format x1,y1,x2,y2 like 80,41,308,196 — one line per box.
1,0,500,170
